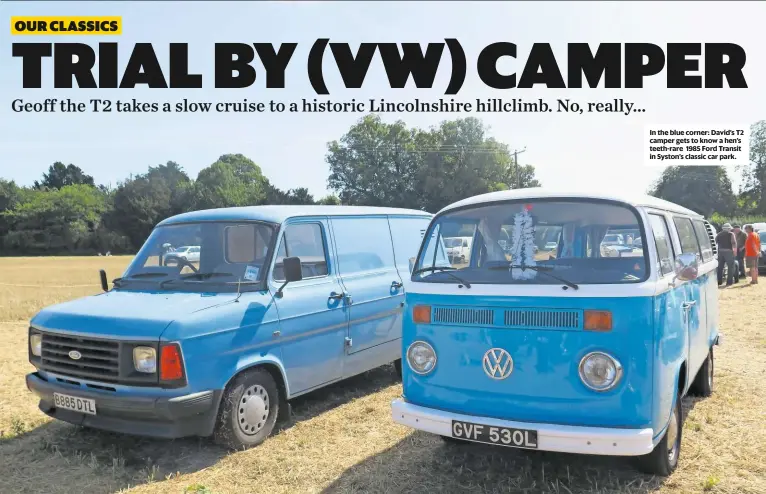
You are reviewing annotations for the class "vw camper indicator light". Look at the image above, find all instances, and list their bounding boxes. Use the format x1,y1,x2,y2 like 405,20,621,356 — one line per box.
133,347,157,373
578,352,622,392
406,340,437,375
29,333,42,357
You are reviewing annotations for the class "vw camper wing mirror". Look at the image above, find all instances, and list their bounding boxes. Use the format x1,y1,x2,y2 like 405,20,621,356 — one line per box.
674,253,699,282
276,257,302,298
99,269,109,292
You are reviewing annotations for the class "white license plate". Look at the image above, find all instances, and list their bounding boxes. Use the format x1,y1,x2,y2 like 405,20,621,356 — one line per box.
53,392,97,415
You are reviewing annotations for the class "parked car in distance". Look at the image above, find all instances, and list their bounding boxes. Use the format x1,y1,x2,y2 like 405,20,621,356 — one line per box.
26,206,432,449
164,245,201,265
759,230,766,273
543,241,558,251
444,236,472,263
393,188,721,477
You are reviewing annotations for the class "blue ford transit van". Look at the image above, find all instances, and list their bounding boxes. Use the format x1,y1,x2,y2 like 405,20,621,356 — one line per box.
26,206,431,448
392,189,721,476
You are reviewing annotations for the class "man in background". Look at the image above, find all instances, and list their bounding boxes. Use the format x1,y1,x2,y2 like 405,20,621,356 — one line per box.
716,223,737,287
733,224,747,279
744,224,761,285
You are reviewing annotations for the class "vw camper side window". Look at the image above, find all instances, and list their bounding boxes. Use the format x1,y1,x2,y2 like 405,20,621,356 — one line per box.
273,223,329,281
691,219,714,262
648,214,675,276
672,217,702,259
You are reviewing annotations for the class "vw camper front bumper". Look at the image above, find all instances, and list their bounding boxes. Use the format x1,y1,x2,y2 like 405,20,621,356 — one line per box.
391,398,655,456
26,372,222,439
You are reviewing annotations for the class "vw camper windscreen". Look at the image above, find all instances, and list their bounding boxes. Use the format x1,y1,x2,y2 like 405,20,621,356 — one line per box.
414,200,649,285
121,221,278,292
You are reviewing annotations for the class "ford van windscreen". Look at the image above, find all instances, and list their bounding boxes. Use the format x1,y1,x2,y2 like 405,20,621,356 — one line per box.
120,221,279,292
413,199,648,286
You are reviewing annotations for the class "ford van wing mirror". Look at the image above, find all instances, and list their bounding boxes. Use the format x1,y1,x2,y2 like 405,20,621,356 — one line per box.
275,257,302,298
673,253,699,283
99,269,109,292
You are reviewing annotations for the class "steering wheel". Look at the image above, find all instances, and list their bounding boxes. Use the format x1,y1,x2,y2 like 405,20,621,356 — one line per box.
164,256,199,273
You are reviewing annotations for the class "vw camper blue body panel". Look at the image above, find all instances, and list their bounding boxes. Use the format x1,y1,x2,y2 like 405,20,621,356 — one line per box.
26,206,431,441
392,189,720,469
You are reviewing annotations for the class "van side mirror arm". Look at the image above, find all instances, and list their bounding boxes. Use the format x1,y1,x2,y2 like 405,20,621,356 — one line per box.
275,281,289,298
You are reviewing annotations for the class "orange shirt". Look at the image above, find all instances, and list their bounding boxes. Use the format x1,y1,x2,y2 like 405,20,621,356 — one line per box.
745,231,761,257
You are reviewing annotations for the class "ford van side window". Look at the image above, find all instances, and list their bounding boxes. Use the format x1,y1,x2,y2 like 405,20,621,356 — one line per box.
672,216,703,261
648,214,676,276
273,223,328,281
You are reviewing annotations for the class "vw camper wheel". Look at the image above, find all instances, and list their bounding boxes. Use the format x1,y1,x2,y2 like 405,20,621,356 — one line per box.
690,348,714,397
214,368,279,450
638,393,682,476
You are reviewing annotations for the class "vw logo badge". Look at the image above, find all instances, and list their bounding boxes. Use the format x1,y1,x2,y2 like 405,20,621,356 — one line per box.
482,348,513,380
68,350,82,360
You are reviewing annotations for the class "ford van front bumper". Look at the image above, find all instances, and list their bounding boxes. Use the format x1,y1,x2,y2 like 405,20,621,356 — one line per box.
391,398,655,456
26,372,222,439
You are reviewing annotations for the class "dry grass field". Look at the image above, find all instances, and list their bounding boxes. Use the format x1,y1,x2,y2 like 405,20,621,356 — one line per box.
1,256,764,494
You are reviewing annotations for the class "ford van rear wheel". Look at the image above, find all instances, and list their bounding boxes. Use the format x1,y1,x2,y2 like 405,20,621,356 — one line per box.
638,393,682,476
214,368,279,450
690,348,714,398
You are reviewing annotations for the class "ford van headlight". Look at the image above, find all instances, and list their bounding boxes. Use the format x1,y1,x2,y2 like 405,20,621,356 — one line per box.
29,333,42,357
406,341,437,375
133,347,157,373
578,352,622,391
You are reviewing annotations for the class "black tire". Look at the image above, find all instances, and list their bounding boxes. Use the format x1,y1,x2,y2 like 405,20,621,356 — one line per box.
214,368,280,450
440,435,469,445
637,391,682,476
689,348,714,398
393,359,402,379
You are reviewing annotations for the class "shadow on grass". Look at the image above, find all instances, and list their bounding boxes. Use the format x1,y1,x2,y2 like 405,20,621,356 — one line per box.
0,363,400,494
321,394,705,494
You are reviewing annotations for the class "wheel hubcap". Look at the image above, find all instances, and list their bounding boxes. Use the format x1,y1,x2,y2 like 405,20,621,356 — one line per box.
237,384,270,435
666,407,679,462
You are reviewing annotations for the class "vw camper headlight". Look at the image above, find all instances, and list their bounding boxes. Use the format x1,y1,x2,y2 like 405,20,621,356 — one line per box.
406,341,437,375
29,333,42,357
133,347,157,373
579,352,622,391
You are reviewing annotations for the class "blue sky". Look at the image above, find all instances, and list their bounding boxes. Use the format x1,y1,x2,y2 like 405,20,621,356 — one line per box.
1,1,764,200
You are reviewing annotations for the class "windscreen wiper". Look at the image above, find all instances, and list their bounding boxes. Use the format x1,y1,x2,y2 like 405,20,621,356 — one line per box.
486,263,579,290
112,272,168,287
412,266,471,288
180,272,234,281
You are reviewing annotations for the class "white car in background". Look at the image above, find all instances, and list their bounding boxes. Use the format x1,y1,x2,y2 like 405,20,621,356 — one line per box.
444,237,472,263
164,245,201,266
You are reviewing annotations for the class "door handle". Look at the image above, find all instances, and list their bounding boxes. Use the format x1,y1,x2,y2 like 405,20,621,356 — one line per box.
391,281,403,289
329,291,345,300
682,301,696,309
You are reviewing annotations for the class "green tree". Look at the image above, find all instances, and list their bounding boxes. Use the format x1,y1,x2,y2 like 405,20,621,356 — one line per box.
740,120,766,214
194,154,269,209
34,162,95,190
317,194,341,205
649,165,736,217
326,115,540,213
107,161,193,250
2,184,110,254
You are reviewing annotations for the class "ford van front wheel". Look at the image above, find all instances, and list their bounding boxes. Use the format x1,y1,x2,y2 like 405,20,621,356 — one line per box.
214,368,280,450
638,393,682,476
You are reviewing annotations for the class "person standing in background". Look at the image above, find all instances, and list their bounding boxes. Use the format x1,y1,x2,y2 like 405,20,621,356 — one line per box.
733,224,747,279
744,224,761,284
715,223,737,286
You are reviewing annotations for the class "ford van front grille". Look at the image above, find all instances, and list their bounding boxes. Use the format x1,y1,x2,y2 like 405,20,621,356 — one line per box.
40,333,120,382
431,306,583,330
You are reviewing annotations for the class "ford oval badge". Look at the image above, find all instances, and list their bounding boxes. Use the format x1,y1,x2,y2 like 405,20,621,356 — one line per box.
68,350,82,360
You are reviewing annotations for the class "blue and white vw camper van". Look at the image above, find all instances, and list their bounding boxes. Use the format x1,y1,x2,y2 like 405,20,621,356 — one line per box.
392,189,721,476
26,206,431,449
